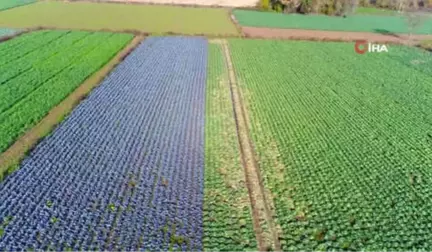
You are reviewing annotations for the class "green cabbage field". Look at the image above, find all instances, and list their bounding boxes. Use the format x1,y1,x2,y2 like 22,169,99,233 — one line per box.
0,30,132,153
204,42,257,251
228,39,432,250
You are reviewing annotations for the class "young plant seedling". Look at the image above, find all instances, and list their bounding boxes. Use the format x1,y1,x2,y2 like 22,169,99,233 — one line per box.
108,203,116,212
161,177,169,187
46,200,53,208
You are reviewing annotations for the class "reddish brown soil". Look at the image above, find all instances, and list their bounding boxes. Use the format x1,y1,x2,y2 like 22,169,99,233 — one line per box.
242,26,432,44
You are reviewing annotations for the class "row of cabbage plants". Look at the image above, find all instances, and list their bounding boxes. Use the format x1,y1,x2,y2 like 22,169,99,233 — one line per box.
228,38,432,251
0,31,132,153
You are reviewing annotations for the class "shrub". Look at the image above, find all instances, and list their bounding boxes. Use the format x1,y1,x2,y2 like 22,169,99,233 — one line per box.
260,0,271,10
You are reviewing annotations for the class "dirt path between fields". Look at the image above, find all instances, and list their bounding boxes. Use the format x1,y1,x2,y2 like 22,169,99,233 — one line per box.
214,38,281,252
242,26,432,44
0,35,145,180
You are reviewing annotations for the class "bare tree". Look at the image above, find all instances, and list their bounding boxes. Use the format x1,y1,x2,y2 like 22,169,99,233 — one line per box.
398,0,407,12
346,0,358,15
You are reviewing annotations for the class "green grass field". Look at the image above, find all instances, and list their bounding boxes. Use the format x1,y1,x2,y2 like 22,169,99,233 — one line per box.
233,9,432,34
0,30,132,153
228,39,432,250
0,1,239,36
203,42,257,251
0,0,35,12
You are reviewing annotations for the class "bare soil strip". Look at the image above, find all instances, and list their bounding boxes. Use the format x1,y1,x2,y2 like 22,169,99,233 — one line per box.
242,26,432,44
13,25,244,38
0,35,145,180
217,38,281,251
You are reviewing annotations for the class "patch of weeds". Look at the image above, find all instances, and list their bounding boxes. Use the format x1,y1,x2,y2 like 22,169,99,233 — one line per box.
36,231,42,241
295,210,306,221
128,179,137,188
161,177,169,187
340,239,352,250
50,217,58,224
2,216,13,226
170,235,189,248
46,200,53,208
314,227,327,242
108,203,116,212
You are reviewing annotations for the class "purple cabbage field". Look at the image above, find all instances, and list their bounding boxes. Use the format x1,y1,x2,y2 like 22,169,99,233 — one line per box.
0,36,207,251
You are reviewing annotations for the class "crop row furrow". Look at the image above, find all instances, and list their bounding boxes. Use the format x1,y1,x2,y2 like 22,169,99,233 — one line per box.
0,31,88,86
0,30,49,59
0,31,67,67
203,41,258,251
0,32,130,153
0,32,111,116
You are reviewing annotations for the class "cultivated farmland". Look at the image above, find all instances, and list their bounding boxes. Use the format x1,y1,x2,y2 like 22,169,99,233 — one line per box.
0,30,132,154
0,36,208,251
204,42,257,251
233,9,432,34
1,4,432,248
0,2,239,36
228,39,432,250
0,0,35,11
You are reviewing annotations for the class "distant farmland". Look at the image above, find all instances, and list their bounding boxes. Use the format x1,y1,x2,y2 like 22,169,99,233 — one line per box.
0,0,35,11
0,2,239,36
233,9,432,34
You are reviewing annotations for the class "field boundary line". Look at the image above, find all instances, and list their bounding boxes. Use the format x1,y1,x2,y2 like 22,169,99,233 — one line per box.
19,25,242,38
0,0,38,13
0,35,145,180
242,26,432,45
0,27,39,44
227,8,245,37
219,39,281,252
60,0,241,9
